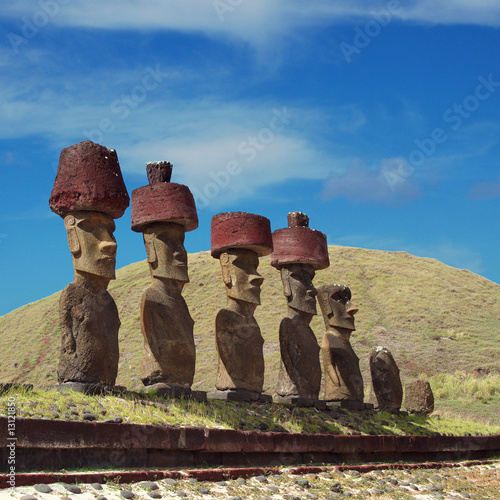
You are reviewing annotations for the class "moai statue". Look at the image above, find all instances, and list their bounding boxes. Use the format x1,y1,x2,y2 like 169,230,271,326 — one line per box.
369,346,403,411
317,284,364,403
49,141,130,388
131,162,198,394
210,212,273,402
270,212,329,402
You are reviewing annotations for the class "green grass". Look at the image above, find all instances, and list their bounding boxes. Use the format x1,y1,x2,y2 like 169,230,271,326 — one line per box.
2,387,499,436
1,246,499,425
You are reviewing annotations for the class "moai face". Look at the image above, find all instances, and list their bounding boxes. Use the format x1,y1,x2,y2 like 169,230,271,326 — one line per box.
65,210,117,280
220,248,264,305
280,263,317,315
143,222,188,283
318,284,358,331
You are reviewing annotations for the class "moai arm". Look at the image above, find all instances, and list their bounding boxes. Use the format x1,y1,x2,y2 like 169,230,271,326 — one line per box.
322,334,341,389
140,291,162,363
59,288,76,357
279,318,298,381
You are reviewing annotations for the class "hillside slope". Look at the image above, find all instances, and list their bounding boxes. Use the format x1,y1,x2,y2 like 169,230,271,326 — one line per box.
1,246,499,401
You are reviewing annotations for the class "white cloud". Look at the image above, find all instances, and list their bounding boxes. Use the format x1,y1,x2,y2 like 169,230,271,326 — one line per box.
0,65,337,208
3,0,500,51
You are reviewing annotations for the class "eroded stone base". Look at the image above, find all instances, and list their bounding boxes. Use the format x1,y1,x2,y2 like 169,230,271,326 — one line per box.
140,383,207,402
208,389,272,403
274,395,327,410
326,401,374,411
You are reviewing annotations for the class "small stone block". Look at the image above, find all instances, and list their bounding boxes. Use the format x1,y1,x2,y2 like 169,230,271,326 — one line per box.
340,401,374,411
141,384,193,399
274,395,313,407
326,401,342,409
208,389,272,403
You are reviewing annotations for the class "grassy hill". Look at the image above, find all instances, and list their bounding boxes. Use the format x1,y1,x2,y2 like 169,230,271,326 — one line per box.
1,246,499,424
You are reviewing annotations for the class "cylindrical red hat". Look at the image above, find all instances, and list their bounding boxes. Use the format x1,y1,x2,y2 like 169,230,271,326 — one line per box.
49,141,130,219
271,212,329,270
211,212,273,258
131,162,198,232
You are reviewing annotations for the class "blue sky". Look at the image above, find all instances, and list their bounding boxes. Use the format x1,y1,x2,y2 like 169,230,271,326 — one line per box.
1,0,499,316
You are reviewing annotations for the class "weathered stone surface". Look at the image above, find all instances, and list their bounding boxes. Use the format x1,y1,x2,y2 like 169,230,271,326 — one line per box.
207,389,272,403
318,284,363,402
131,184,198,232
49,140,129,219
58,277,120,385
132,166,198,389
404,379,435,415
212,213,272,394
271,212,329,270
215,306,265,392
34,484,52,493
140,281,195,387
369,346,403,411
147,161,173,184
276,316,321,399
211,212,273,258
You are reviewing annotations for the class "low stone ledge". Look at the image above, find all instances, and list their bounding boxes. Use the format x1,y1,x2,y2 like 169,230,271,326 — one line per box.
1,417,499,472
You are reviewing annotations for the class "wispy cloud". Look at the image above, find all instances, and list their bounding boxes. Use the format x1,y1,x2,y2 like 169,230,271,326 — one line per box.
0,64,338,208
3,0,500,51
321,157,422,205
469,178,500,200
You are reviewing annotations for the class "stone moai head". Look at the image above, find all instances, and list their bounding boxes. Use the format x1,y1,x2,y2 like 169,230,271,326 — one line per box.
211,212,273,306
49,141,130,282
271,212,329,316
317,284,358,331
64,211,117,280
131,161,198,284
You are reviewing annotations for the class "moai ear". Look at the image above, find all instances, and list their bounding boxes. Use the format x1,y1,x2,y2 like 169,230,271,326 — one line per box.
280,268,292,298
65,215,80,255
220,252,232,286
321,288,334,317
144,234,157,264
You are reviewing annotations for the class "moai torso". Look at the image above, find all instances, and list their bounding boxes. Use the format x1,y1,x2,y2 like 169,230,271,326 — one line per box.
215,308,264,392
141,283,195,387
322,331,363,402
277,317,321,399
369,346,403,410
58,280,120,385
